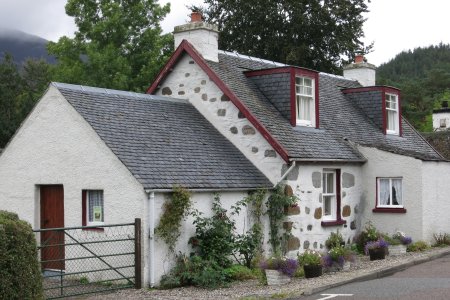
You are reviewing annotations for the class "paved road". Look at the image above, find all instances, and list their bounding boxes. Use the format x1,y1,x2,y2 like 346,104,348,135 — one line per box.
298,254,450,300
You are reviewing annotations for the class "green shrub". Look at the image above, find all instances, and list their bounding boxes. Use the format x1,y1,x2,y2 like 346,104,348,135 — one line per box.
354,222,380,254
433,233,450,247
0,210,43,299
407,241,430,252
223,265,255,281
325,231,345,249
159,254,228,289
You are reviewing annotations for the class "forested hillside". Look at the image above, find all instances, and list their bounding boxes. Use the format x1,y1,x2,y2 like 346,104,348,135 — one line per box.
376,44,450,131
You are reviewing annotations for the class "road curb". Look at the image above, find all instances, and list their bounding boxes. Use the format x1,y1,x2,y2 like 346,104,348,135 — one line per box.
302,248,450,296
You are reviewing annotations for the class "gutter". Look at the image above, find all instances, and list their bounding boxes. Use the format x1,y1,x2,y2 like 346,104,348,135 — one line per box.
144,187,271,193
147,191,155,287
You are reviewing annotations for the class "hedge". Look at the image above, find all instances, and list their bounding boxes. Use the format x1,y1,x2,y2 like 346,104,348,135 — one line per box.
0,210,43,299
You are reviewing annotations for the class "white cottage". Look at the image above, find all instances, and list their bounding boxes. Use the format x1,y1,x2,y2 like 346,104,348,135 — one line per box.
1,13,450,288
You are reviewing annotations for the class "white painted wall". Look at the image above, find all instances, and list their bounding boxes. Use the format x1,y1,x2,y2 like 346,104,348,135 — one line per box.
358,146,424,241
432,111,450,131
0,86,148,283
284,163,363,255
174,22,219,62
343,63,376,87
422,161,450,241
154,53,286,184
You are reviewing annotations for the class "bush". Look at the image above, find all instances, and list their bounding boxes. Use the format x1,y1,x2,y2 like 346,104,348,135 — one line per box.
0,210,43,299
354,222,380,253
325,231,345,249
159,254,228,289
433,233,450,247
223,265,256,281
407,241,430,252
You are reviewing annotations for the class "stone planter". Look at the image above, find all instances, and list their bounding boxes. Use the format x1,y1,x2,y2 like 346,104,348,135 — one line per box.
265,269,290,285
342,261,351,271
388,244,407,256
303,264,323,278
369,248,386,260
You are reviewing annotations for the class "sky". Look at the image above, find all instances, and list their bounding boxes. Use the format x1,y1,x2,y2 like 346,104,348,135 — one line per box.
0,0,449,66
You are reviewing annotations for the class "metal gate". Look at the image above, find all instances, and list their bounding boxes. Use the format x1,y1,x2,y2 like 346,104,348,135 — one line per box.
34,218,142,299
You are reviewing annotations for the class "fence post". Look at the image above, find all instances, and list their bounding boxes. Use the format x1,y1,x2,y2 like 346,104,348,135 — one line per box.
134,218,142,289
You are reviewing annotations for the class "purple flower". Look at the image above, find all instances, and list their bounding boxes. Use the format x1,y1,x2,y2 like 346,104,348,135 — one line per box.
401,236,412,245
365,238,389,255
322,254,334,268
279,258,298,277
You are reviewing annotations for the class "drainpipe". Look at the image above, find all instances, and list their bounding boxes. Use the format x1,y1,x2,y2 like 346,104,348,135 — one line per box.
147,191,155,287
274,161,296,187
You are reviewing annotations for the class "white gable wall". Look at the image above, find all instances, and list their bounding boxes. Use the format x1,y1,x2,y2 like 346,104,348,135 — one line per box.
154,53,285,184
432,111,450,131
358,146,424,241
0,86,149,282
422,161,450,241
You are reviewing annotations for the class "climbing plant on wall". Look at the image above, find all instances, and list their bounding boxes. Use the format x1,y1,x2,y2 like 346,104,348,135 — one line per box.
266,184,297,255
155,186,192,252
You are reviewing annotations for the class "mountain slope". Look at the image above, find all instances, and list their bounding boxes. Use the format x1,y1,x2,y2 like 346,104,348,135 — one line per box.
0,28,55,64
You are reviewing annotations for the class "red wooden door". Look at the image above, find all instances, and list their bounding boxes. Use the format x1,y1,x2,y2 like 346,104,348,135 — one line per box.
40,185,65,270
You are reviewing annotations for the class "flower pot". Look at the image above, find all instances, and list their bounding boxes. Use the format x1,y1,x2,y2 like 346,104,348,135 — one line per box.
342,261,351,271
303,264,323,278
388,244,407,256
265,269,290,285
369,248,386,260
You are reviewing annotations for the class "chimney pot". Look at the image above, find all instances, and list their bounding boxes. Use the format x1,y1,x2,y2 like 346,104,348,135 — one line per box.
191,11,202,23
355,54,364,64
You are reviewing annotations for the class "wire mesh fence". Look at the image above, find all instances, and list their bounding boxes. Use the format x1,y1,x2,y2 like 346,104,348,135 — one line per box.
34,218,141,299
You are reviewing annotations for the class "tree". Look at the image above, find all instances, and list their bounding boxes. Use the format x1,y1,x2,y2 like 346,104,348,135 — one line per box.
199,0,371,73
48,0,173,92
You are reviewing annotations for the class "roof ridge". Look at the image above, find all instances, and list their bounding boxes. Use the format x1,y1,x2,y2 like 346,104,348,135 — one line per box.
218,50,287,67
52,82,189,104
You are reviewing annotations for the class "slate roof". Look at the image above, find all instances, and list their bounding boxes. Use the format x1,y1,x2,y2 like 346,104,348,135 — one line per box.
53,82,272,190
205,51,444,161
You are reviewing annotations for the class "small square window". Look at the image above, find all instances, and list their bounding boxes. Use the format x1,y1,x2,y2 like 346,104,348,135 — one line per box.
440,119,447,128
83,190,104,226
377,178,402,208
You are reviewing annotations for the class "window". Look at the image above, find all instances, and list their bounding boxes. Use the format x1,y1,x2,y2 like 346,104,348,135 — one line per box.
322,170,336,221
377,178,402,208
82,190,104,226
385,93,399,135
440,119,447,128
296,76,315,126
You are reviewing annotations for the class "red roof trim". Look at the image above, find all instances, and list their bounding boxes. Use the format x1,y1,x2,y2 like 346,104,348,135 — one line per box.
381,91,387,135
341,86,401,94
147,40,290,162
289,69,296,127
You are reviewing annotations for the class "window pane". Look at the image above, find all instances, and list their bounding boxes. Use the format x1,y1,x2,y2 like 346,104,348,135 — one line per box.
304,78,312,87
323,172,334,193
323,196,332,216
379,179,390,205
387,110,397,131
392,179,402,205
88,190,104,222
298,96,312,121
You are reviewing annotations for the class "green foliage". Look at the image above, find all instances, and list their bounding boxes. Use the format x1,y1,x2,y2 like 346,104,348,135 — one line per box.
199,0,371,74
0,210,43,300
159,254,228,289
354,221,380,254
155,186,192,252
422,131,450,160
407,241,430,252
0,54,52,147
377,44,450,131
266,184,297,254
48,0,173,92
189,193,237,268
298,250,322,266
325,230,345,249
433,233,450,247
223,265,256,281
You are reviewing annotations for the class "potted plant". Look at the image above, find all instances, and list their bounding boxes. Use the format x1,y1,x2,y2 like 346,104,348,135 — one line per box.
298,250,323,278
365,238,389,260
325,230,345,249
322,246,356,272
260,256,298,285
388,231,412,256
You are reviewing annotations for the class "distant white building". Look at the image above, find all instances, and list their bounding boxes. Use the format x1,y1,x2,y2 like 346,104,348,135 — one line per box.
433,101,450,131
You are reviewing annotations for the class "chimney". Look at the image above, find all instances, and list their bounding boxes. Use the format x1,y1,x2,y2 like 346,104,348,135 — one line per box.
173,12,219,62
343,54,376,86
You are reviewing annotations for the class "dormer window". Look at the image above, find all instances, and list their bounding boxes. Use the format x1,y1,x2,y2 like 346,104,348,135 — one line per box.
386,93,399,135
296,76,316,126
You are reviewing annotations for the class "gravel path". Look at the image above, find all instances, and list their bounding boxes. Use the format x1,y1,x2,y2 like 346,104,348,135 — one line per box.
83,247,450,299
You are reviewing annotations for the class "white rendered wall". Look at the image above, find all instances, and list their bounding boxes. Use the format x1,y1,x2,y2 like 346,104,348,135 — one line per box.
432,112,450,131
0,86,148,283
154,53,285,184
422,161,450,241
283,163,363,256
358,146,424,241
343,66,376,87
